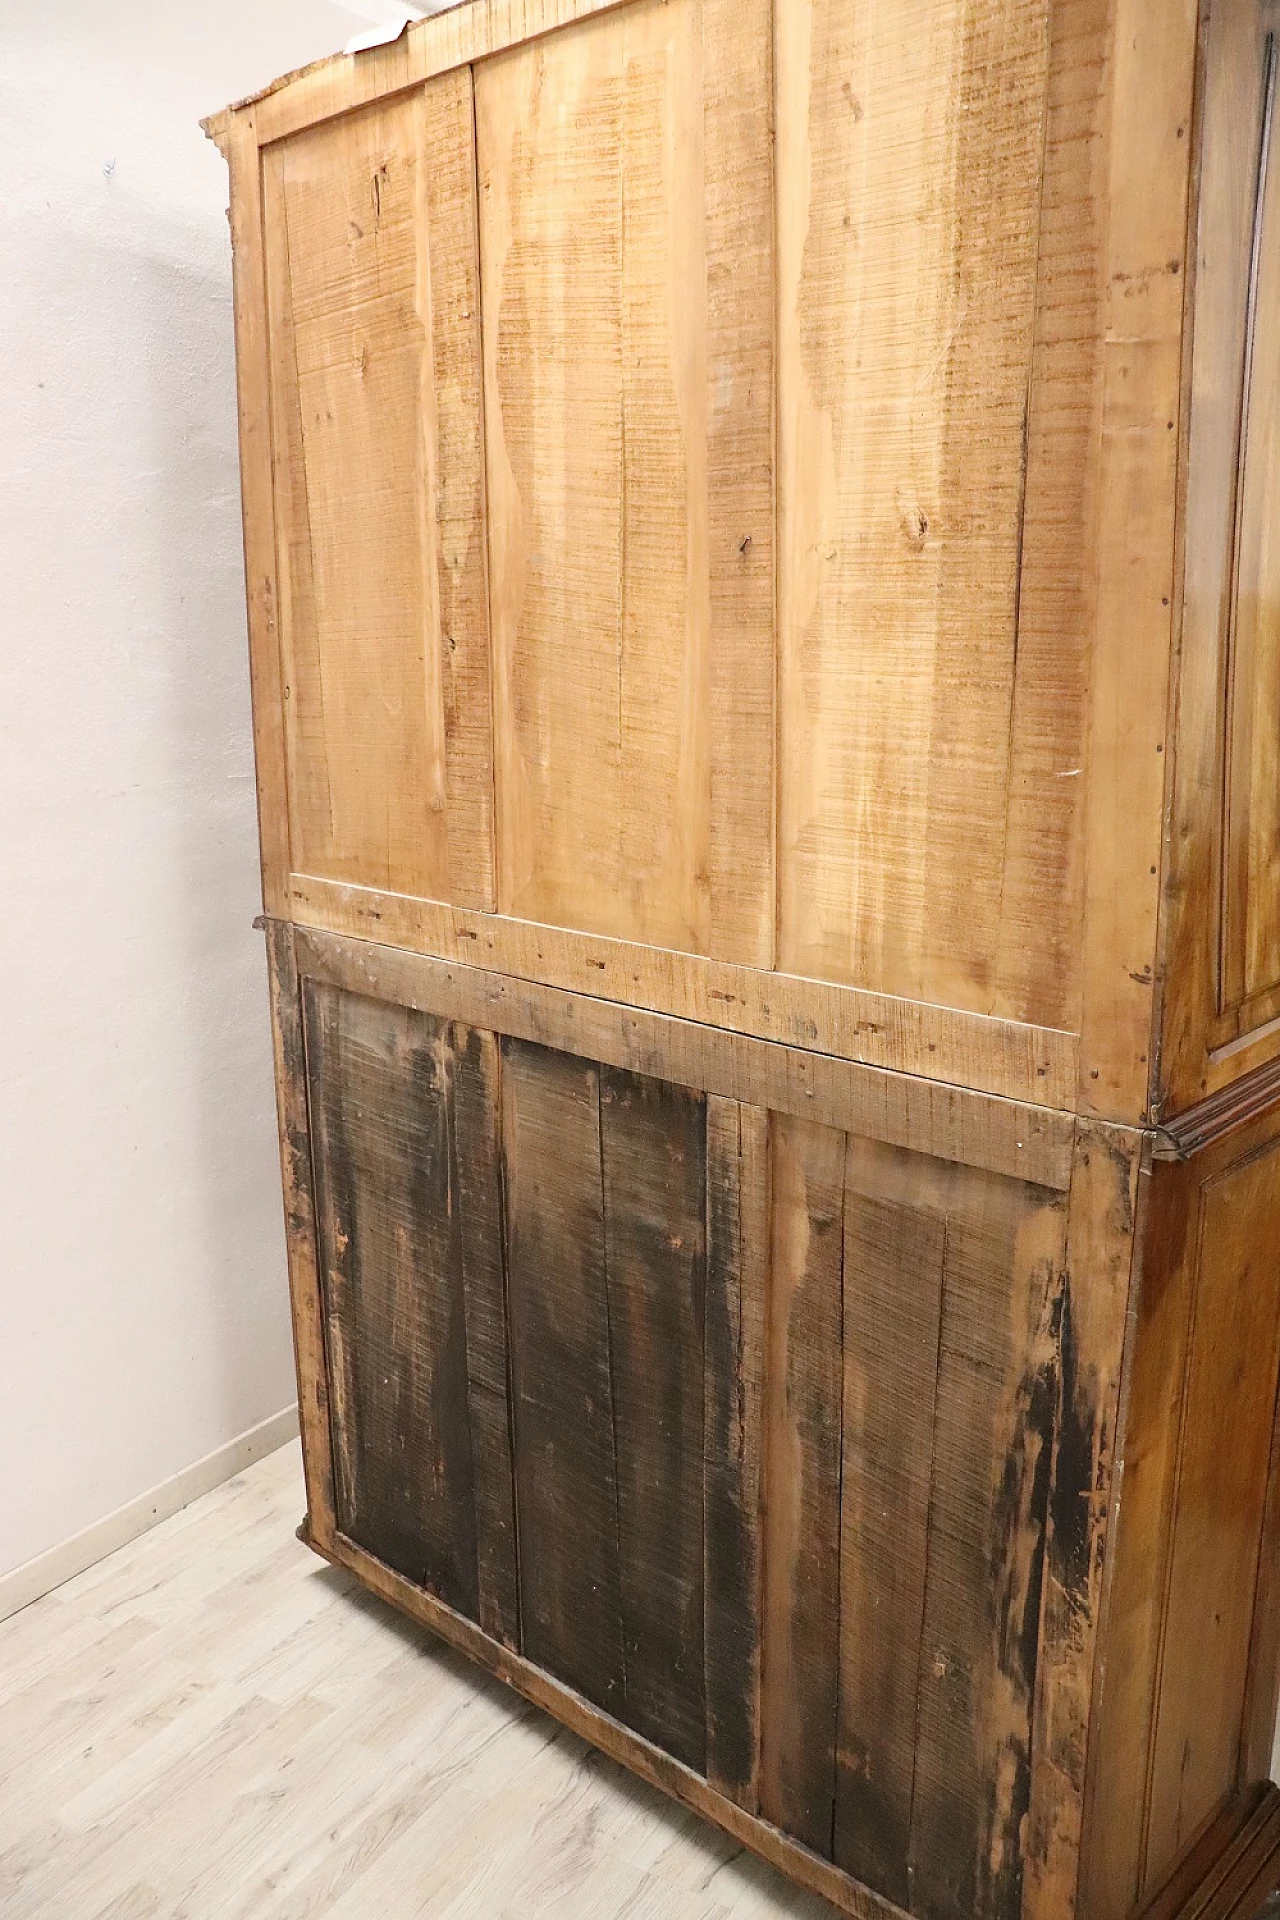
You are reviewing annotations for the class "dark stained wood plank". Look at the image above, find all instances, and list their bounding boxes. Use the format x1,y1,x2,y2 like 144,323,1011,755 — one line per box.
600,1065,708,1771
303,982,479,1616
452,1022,520,1649
263,920,336,1546
760,1114,846,1859
704,1098,770,1811
908,1164,1068,1920
834,1139,949,1907
501,1037,625,1718
1023,1121,1143,1920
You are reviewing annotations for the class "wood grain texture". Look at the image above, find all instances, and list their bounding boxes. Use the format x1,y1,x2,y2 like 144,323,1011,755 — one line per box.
452,1023,520,1649
907,1164,1067,1920
421,66,497,910
775,0,1053,1023
991,0,1105,1033
290,875,1079,1111
703,1098,769,1811
263,920,335,1544
226,112,292,915
834,1140,947,1907
262,80,493,905
290,922,1077,1192
1023,1122,1143,1920
304,984,480,1614
501,1039,626,1719
1079,0,1197,1120
211,0,640,149
601,1067,708,1772
477,0,773,962
703,0,776,969
759,1116,845,1859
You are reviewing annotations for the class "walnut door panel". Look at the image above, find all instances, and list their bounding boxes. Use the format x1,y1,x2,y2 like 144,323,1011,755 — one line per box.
1163,0,1280,1108
295,952,1137,1919
1081,1112,1280,1917
261,74,494,907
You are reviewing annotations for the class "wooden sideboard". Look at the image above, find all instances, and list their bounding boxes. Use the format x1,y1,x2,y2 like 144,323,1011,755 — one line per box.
206,0,1280,1911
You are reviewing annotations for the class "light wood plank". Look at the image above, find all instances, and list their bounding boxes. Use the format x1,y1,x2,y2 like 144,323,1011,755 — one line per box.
1077,0,1197,1119
262,82,493,904
775,0,1052,1021
226,112,292,915
477,0,773,960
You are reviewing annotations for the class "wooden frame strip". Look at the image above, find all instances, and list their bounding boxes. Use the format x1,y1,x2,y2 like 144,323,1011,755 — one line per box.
227,111,293,916
288,877,1079,1113
205,0,638,154
289,922,1078,1191
302,1521,909,1920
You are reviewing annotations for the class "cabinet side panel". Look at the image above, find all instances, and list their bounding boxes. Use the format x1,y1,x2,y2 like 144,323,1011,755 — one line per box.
775,0,1053,1022
262,79,493,904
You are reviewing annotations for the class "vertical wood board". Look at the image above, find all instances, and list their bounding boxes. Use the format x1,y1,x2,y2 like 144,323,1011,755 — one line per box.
262,80,494,904
476,0,774,961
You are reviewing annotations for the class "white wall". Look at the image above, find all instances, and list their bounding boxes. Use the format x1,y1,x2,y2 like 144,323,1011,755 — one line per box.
0,0,398,1583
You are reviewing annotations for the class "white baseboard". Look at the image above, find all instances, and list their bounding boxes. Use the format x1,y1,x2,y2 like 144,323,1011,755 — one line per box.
0,1404,300,1625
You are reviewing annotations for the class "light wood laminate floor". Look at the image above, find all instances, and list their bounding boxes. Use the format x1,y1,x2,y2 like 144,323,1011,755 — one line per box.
0,1441,837,1918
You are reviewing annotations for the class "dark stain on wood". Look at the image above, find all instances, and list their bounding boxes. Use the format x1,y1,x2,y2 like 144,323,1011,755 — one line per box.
501,1037,627,1718
760,1116,846,1860
452,1022,521,1649
908,1169,1066,1920
834,1140,948,1908
601,1065,708,1772
304,982,480,1617
703,1098,768,1810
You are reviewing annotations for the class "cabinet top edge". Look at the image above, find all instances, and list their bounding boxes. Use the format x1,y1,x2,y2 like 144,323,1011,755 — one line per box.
202,0,633,155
